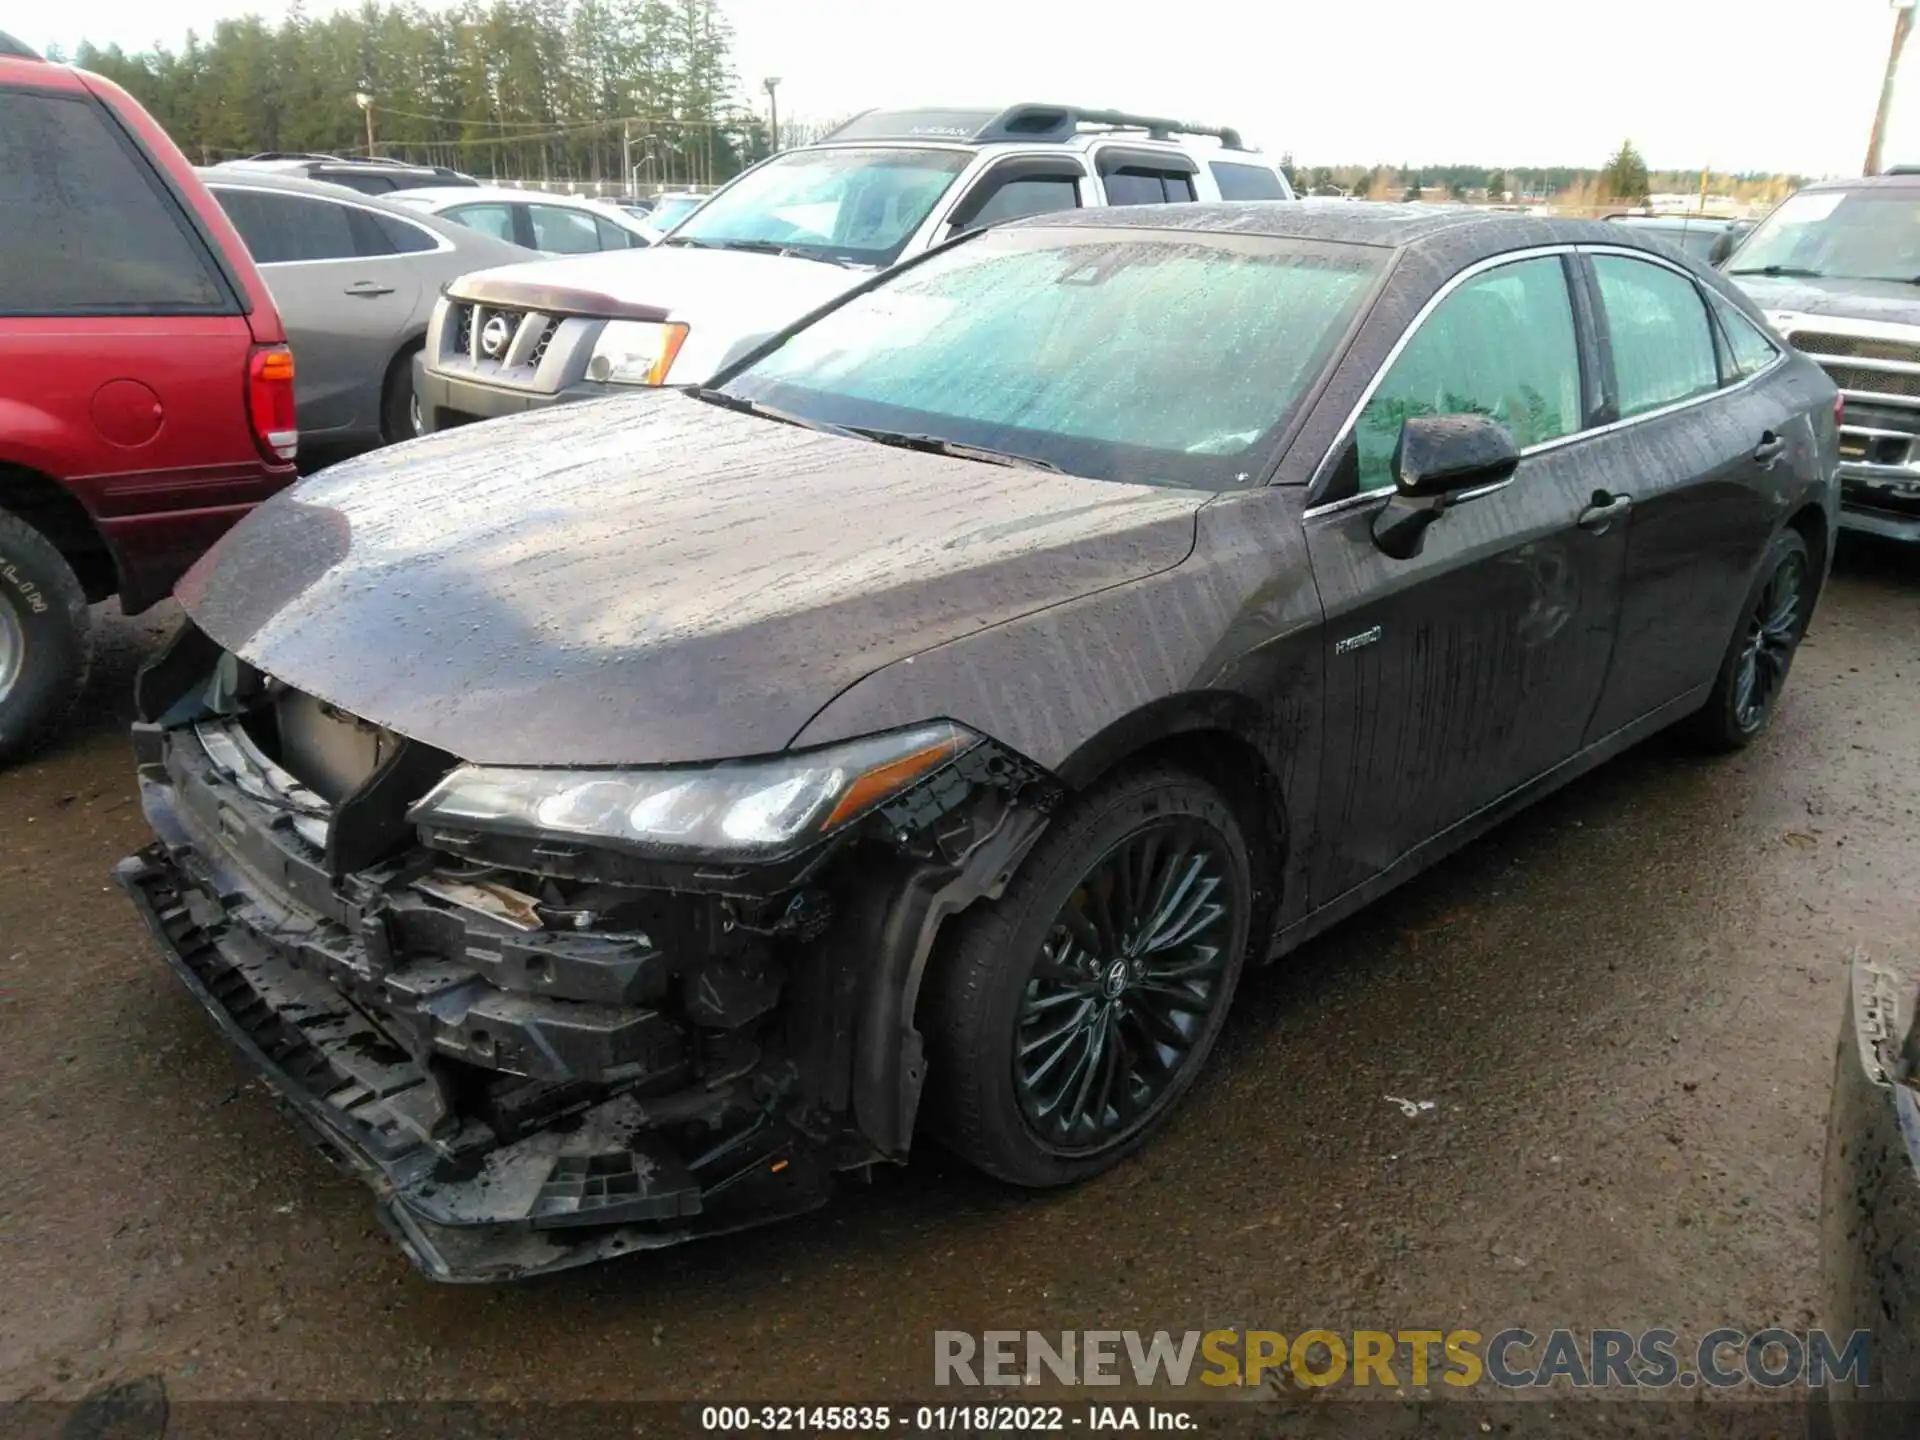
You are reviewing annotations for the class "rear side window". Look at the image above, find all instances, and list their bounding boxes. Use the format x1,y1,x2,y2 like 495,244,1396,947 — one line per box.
371,212,440,255
594,215,640,249
0,90,228,316
528,204,601,254
1355,257,1582,492
1210,162,1288,200
1708,292,1781,380
213,189,363,263
1101,166,1198,206
445,203,519,245
1594,255,1719,417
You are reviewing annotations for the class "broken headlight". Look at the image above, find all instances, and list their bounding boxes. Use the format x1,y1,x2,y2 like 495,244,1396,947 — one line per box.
409,722,977,859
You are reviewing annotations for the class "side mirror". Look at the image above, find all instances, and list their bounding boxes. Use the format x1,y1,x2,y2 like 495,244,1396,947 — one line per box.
1371,414,1519,559
1708,231,1737,267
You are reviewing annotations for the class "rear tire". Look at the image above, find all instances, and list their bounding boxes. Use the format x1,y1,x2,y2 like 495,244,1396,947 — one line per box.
922,765,1251,1188
380,345,424,446
0,510,92,766
1687,527,1812,750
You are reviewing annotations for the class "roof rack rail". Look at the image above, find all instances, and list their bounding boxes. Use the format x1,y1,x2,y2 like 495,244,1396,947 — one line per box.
0,30,45,58
240,151,342,162
974,103,1245,151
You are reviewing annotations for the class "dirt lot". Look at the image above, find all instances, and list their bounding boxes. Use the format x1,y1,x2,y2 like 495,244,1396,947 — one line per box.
1,536,1914,1407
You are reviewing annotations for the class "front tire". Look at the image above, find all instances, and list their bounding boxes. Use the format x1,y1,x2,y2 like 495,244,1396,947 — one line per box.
381,345,425,445
923,765,1251,1188
0,510,92,766
1688,528,1812,750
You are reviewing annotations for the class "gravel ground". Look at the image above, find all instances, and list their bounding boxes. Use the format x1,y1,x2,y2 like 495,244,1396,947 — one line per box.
0,535,1914,1414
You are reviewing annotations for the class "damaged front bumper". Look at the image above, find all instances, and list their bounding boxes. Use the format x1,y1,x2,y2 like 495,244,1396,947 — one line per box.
118,660,1058,1281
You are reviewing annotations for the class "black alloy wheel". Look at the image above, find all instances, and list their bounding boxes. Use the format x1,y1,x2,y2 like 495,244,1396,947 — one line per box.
924,766,1252,1188
1013,819,1239,1153
1731,546,1806,733
1690,527,1813,750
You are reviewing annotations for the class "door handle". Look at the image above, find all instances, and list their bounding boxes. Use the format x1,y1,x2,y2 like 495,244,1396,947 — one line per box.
1577,489,1632,533
344,280,395,298
1752,432,1787,467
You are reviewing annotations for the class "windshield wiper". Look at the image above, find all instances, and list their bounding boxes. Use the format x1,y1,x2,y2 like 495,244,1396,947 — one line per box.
847,428,1061,472
1726,264,1825,278
685,387,857,438
670,236,849,267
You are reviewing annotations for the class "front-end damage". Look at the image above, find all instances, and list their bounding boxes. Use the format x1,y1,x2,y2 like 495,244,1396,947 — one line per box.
117,622,1061,1281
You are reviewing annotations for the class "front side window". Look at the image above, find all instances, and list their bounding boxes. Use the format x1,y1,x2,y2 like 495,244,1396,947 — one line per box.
1354,256,1582,492
211,188,359,263
952,171,1082,231
1708,291,1780,380
1594,255,1718,418
723,227,1385,487
669,148,971,266
529,204,602,254
1729,187,1920,283
0,91,226,315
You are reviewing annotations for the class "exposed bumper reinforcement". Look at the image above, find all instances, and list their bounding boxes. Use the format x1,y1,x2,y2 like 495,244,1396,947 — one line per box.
116,846,831,1282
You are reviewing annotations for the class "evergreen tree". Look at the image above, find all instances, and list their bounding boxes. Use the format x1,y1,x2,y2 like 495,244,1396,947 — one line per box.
1601,140,1651,204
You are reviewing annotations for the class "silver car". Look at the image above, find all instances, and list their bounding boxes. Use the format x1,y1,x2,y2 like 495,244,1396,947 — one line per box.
200,169,534,451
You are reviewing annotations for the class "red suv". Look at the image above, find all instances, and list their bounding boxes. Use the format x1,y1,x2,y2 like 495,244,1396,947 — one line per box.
0,36,297,762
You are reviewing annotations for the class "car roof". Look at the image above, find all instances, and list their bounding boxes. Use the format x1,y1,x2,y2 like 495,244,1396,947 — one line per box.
1606,214,1738,229
195,166,502,245
821,102,1252,154
1801,172,1920,194
1012,199,1696,257
400,185,619,209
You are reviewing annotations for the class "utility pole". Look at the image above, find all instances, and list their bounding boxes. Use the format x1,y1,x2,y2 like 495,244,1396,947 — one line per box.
763,76,782,154
1867,0,1918,176
622,121,633,198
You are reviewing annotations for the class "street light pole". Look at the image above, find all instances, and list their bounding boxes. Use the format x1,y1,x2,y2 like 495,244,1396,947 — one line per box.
1866,0,1918,176
355,88,376,158
763,76,782,154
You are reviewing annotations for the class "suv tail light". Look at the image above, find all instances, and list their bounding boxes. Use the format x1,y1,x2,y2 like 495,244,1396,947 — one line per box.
1834,391,1846,427
248,345,298,463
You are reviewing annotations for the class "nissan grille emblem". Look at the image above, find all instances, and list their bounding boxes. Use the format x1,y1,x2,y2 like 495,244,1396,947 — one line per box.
479,314,513,360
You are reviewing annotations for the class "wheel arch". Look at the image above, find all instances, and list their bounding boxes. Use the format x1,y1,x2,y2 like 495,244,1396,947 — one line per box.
1055,690,1293,951
1785,498,1830,586
0,461,118,601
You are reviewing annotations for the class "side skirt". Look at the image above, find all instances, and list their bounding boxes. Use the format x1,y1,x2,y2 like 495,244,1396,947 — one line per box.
1268,683,1710,961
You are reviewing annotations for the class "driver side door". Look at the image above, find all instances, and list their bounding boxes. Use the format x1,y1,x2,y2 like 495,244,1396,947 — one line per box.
1301,250,1630,906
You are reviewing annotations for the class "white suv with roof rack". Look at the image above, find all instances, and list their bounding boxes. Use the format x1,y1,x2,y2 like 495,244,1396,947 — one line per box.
412,102,1292,432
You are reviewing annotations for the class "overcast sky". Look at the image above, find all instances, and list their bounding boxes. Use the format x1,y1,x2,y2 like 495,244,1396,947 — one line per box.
26,0,1920,176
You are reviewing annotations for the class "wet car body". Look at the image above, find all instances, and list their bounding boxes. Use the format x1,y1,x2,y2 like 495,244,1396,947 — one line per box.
121,205,1839,1280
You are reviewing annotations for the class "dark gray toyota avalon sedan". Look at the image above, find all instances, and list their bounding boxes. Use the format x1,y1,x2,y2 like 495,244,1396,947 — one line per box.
119,203,1839,1281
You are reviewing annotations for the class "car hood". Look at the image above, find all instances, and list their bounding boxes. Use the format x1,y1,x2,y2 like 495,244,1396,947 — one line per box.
448,244,864,330
175,394,1205,767
1729,273,1920,329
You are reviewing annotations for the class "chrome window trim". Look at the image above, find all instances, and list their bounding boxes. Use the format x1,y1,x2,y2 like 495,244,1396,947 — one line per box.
208,181,456,265
1304,242,1789,519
